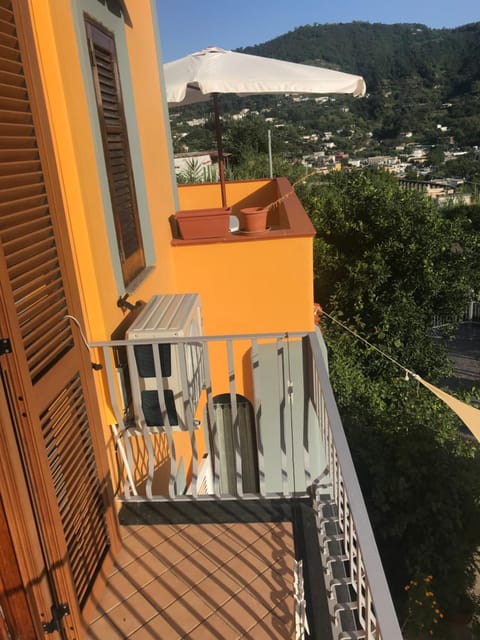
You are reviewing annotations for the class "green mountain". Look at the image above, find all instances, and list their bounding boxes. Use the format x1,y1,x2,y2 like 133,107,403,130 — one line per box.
240,21,480,92
238,22,480,148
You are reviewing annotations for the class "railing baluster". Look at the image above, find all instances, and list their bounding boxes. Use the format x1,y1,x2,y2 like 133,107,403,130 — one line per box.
349,506,355,585
177,342,199,498
276,336,289,496
302,338,312,492
227,339,243,497
152,341,169,428
251,337,266,496
163,428,177,499
102,346,137,498
202,340,220,497
150,342,174,498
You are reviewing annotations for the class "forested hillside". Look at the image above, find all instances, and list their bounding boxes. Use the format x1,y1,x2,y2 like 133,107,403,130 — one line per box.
238,21,480,148
241,21,480,91
171,21,480,159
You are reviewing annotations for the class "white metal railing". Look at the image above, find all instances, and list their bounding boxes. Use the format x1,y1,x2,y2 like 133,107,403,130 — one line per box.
92,331,402,639
432,300,480,329
307,334,403,639
466,301,480,322
93,332,317,500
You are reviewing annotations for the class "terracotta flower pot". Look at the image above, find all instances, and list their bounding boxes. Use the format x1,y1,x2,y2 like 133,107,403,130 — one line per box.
239,207,269,233
175,207,231,240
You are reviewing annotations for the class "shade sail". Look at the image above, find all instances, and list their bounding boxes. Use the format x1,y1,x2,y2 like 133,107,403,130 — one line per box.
165,46,366,106
416,377,480,442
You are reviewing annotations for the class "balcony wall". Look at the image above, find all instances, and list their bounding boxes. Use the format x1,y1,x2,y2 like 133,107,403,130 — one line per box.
173,178,316,337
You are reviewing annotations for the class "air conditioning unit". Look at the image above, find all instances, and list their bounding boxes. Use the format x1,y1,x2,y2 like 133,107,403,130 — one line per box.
126,294,204,431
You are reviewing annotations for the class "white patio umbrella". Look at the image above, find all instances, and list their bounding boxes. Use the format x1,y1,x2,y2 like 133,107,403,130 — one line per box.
164,46,366,206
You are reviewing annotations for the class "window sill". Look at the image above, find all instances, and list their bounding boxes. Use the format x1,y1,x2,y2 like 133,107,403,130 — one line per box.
124,265,155,295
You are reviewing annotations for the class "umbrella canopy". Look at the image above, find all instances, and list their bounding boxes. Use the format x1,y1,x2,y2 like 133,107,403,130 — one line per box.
164,46,366,205
165,46,366,105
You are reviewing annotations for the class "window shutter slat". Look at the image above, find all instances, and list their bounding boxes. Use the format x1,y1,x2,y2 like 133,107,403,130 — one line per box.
40,375,109,607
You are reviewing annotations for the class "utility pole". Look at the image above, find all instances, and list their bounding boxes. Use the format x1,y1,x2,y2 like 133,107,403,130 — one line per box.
268,129,273,178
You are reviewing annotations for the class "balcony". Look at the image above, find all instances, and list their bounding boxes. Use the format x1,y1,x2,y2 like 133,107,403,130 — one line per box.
90,330,402,639
171,177,315,245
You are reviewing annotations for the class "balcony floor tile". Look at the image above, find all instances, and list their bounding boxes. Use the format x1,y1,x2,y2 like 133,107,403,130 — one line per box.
87,521,295,639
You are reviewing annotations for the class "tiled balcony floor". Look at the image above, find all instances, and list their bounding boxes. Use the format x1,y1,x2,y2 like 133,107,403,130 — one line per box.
87,520,295,639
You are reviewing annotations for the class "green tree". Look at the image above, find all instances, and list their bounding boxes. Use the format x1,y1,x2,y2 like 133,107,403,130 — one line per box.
298,169,480,621
427,146,445,168
223,114,275,164
303,169,475,375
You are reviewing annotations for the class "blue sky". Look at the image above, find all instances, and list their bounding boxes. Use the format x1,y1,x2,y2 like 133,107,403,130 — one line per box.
156,0,479,62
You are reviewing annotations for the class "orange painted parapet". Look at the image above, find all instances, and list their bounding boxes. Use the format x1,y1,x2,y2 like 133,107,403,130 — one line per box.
173,236,314,336
178,179,278,212
173,178,316,336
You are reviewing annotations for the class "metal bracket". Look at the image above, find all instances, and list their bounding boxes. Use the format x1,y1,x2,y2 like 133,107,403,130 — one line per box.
42,603,70,634
0,338,11,356
117,294,141,313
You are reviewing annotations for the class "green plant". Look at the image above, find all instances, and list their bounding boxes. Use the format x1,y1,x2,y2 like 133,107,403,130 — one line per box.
299,169,480,616
176,158,205,184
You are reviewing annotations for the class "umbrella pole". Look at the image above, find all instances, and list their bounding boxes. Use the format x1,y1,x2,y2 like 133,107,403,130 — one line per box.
212,93,227,208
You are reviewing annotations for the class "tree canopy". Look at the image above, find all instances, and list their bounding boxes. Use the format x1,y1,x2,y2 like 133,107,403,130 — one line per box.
297,169,480,625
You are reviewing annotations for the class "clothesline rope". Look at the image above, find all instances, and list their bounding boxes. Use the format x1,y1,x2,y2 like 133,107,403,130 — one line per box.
319,308,480,438
320,308,415,378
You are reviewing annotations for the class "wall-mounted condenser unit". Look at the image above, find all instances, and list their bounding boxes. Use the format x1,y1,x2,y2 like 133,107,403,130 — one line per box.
126,294,204,430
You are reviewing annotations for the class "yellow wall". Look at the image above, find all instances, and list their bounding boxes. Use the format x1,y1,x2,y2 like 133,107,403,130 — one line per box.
29,0,179,344
28,0,315,495
29,1,314,341
28,0,184,492
173,237,314,336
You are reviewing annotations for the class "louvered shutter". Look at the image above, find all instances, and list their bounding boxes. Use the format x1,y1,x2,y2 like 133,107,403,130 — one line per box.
0,0,110,620
85,18,145,286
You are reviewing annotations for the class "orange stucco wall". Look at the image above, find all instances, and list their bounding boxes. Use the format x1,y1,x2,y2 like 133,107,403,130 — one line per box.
29,2,314,341
29,0,179,343
173,237,314,336
27,0,315,494
177,179,279,213
28,1,184,491
172,234,313,417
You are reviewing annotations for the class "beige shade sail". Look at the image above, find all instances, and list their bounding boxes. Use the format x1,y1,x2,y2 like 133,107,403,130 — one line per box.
416,377,480,441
